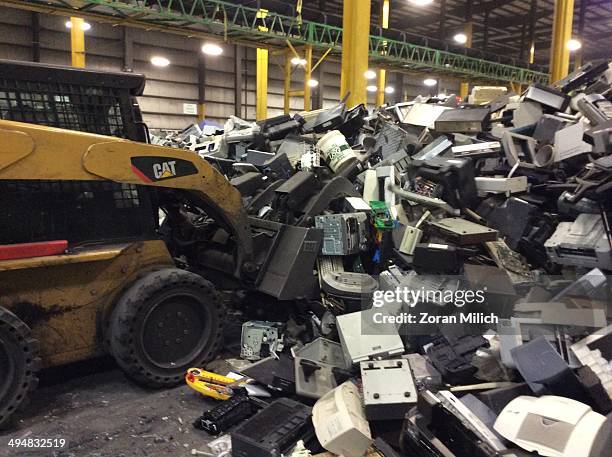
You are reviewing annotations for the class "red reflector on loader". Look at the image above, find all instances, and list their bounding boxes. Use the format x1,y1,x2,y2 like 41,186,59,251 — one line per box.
0,240,68,261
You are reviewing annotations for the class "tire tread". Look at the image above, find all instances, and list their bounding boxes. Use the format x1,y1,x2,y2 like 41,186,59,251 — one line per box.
0,307,40,429
108,269,225,388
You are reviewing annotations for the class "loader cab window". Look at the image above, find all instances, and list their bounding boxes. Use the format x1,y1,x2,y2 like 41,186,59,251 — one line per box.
0,82,127,138
0,180,158,246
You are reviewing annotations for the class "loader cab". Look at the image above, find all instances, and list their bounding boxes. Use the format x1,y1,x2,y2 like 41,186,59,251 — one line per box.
0,60,157,249
0,59,148,142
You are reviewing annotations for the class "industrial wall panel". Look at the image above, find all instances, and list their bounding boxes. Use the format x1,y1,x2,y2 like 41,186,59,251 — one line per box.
142,114,196,130
0,44,31,61
39,48,71,67
205,71,238,89
38,29,70,53
203,54,236,73
0,6,29,25
0,23,30,46
205,103,234,122
205,88,235,105
85,54,124,73
139,97,193,115
132,29,199,52
84,36,123,60
133,61,198,85
144,79,199,100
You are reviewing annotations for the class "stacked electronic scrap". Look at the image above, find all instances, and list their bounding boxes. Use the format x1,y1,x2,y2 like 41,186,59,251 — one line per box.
183,61,612,457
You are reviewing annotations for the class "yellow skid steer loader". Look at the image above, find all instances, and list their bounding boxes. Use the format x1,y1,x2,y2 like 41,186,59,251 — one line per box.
0,61,324,427
0,115,255,426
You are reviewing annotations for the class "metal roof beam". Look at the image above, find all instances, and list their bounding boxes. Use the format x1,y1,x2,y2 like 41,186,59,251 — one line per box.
1,0,548,84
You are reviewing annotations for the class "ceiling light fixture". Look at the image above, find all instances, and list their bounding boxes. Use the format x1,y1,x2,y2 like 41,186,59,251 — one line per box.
308,79,319,88
202,43,223,56
366,85,378,93
385,86,395,94
453,32,468,44
150,56,170,67
364,69,377,80
423,78,437,87
566,39,582,51
65,20,91,31
291,57,307,66
409,0,434,6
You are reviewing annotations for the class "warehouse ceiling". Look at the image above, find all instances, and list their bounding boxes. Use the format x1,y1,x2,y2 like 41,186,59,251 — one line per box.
3,0,550,83
239,0,612,68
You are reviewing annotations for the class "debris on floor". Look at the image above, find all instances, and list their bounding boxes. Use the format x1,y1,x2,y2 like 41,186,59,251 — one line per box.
151,60,612,457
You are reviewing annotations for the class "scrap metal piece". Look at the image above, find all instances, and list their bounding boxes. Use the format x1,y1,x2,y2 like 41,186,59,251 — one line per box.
571,325,612,404
315,212,368,256
413,136,453,161
297,176,359,227
240,321,284,361
545,213,612,269
402,103,452,129
452,141,501,159
251,218,323,300
577,94,612,126
361,358,417,421
435,107,491,133
502,131,542,168
475,176,528,195
337,309,404,365
429,217,498,245
524,84,570,111
293,338,350,400
513,101,544,128
485,240,534,286
231,398,313,457
411,156,479,209
553,122,592,162
388,184,460,215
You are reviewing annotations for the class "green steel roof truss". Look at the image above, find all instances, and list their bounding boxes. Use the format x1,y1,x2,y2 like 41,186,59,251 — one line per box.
4,0,549,84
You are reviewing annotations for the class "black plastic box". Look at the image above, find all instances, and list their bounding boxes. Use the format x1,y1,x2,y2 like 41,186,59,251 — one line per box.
231,398,313,457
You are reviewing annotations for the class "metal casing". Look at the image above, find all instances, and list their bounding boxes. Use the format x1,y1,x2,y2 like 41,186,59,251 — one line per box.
315,212,368,256
240,321,284,361
337,309,404,364
253,218,323,300
545,214,612,269
361,358,417,420
294,338,349,399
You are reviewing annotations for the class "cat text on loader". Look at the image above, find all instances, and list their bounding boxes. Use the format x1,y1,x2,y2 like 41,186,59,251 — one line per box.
0,119,256,427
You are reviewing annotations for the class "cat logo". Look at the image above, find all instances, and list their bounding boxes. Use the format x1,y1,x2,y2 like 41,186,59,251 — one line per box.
153,161,177,179
131,156,198,183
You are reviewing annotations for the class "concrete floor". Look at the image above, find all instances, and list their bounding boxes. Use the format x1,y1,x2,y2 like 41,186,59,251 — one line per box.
0,311,251,457
0,357,221,457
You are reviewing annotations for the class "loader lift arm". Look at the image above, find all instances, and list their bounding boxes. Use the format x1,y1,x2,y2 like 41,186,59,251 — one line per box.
0,120,253,276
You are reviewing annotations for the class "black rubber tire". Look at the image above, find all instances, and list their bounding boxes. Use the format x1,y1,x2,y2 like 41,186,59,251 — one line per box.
0,307,40,429
108,268,225,387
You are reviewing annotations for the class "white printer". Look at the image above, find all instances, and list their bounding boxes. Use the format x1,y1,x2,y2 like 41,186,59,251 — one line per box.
494,395,611,457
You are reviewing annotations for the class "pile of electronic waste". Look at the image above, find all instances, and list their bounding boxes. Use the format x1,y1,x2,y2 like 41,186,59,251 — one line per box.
172,61,612,457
